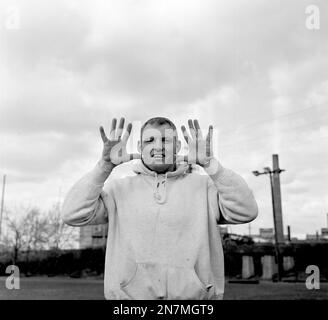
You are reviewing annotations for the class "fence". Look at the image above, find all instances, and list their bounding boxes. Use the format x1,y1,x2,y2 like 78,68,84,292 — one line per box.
1,243,327,280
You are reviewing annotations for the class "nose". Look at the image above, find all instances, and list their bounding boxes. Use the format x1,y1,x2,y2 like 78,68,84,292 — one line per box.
154,139,163,150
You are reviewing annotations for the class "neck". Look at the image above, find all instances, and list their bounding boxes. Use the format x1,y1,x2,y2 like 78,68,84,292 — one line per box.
141,159,176,174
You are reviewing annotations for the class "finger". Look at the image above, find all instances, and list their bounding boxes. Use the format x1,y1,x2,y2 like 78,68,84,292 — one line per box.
122,123,132,143
181,125,191,144
99,126,108,143
193,119,203,139
206,125,213,156
188,119,196,139
110,118,117,140
116,117,125,140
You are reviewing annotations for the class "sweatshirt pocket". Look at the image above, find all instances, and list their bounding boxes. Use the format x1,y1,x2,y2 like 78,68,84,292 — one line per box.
120,262,210,300
120,262,167,300
167,266,209,300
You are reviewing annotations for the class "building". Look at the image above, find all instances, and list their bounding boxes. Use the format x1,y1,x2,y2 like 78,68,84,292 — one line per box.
304,229,328,242
249,228,279,243
321,228,328,238
79,224,108,249
306,233,319,241
79,224,328,249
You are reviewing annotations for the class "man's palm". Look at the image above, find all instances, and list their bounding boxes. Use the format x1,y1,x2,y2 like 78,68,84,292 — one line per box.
99,117,140,165
181,119,213,166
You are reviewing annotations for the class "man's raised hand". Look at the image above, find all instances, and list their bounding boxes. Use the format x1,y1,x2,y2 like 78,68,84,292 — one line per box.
181,119,213,167
99,117,140,166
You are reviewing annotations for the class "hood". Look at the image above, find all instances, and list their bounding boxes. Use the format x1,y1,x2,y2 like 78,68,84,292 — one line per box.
132,159,192,204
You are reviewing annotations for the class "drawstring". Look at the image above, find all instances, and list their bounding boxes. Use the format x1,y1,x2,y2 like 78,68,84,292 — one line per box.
153,172,168,204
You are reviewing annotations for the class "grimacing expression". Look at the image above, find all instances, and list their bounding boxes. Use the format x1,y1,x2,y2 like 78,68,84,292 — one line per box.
137,123,181,173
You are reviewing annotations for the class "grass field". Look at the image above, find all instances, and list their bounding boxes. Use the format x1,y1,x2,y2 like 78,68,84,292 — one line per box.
0,277,327,300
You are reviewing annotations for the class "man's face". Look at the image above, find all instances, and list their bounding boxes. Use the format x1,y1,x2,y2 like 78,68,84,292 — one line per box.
138,123,181,173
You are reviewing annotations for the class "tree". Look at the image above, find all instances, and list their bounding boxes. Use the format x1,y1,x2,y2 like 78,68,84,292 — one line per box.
3,216,23,264
46,202,78,251
2,204,79,276
22,208,48,268
4,206,48,264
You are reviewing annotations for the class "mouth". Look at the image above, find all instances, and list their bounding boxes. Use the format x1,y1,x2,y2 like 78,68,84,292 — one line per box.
152,154,165,159
150,150,165,159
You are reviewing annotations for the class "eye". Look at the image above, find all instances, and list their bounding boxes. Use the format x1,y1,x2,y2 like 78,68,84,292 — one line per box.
144,137,154,143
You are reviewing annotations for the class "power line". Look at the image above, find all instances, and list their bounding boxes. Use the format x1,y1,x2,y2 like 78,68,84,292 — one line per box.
218,104,326,137
219,134,328,166
219,116,328,150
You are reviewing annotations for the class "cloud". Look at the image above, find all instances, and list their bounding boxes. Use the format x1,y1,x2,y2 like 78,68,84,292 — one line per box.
1,0,328,237
0,132,100,179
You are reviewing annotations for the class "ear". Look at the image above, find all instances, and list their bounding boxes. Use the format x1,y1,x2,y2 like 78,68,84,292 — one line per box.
137,140,141,153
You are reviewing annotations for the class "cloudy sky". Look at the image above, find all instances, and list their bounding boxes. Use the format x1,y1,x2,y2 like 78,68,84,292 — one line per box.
1,0,327,238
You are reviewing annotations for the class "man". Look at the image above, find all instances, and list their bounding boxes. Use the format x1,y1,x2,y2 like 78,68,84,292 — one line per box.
62,116,258,300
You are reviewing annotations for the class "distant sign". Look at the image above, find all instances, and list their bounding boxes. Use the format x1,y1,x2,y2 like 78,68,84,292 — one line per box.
259,228,274,239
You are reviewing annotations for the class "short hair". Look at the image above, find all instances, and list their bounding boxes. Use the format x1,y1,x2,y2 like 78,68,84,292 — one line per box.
140,117,177,138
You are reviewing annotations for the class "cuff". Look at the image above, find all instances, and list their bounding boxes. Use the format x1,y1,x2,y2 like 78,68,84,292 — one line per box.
98,159,115,173
92,159,114,185
204,158,225,178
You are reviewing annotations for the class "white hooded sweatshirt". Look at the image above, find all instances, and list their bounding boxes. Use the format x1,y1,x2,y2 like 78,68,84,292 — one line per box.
62,158,258,300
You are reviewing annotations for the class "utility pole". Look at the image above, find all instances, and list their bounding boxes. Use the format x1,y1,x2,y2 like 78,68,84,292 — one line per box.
0,174,7,243
252,154,285,281
272,154,284,243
